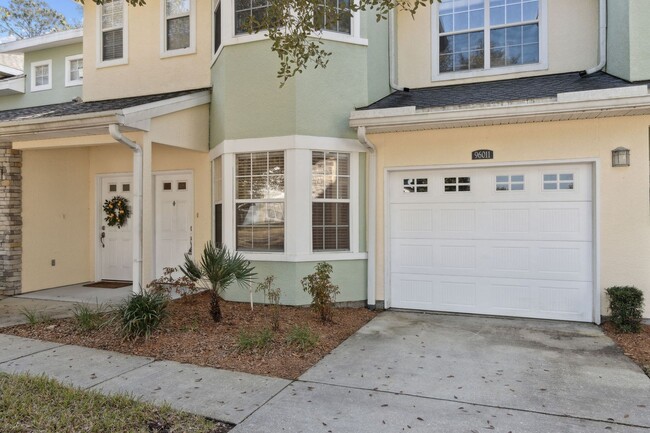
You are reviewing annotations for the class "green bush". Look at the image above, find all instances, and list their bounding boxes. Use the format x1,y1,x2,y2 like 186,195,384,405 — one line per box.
237,328,274,351
19,307,51,325
72,303,107,332
256,275,282,330
286,325,319,350
301,262,340,322
606,286,644,333
118,292,168,340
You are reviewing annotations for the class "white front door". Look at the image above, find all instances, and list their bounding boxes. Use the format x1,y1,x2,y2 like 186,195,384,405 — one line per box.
389,163,594,322
155,173,194,278
99,176,133,281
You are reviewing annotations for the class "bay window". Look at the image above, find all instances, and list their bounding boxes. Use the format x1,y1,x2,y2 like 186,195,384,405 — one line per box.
312,152,350,251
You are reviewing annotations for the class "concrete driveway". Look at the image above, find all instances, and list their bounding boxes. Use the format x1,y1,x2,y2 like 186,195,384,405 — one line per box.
233,312,650,432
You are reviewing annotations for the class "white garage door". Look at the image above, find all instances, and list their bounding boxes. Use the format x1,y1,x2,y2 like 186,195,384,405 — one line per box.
389,164,593,322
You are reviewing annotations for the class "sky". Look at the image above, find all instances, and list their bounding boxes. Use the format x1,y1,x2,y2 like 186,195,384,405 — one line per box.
0,0,84,23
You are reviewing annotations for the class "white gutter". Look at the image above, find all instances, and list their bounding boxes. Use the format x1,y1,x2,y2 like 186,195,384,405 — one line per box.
357,126,377,308
109,124,143,295
582,0,607,76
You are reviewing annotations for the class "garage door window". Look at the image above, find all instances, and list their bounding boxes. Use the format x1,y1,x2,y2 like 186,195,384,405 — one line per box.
403,178,428,193
444,176,471,192
543,173,574,190
496,175,525,191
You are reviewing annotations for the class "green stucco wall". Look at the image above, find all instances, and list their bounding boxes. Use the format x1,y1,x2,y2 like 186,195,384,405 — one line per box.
222,259,368,305
0,43,83,111
606,0,650,83
210,16,390,146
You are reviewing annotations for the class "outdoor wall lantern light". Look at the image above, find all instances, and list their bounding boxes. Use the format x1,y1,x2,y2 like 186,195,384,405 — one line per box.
612,147,630,167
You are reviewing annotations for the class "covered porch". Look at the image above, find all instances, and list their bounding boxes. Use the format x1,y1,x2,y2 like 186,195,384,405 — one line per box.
0,89,212,296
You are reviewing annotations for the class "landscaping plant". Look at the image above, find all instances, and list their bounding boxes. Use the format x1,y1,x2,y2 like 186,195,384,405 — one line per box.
256,275,282,330
237,328,274,351
19,307,51,325
301,262,340,322
147,266,200,300
286,325,319,350
180,241,256,322
118,291,168,340
606,286,645,333
72,303,107,332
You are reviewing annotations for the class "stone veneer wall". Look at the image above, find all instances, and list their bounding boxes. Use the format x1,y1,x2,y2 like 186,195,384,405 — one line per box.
0,143,21,296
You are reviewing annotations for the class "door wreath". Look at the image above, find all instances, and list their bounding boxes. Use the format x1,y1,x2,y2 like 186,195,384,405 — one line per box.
103,196,131,228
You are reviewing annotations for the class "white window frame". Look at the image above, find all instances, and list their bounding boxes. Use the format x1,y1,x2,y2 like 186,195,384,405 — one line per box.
96,0,128,68
311,151,352,252
64,54,83,87
210,136,365,262
220,0,366,48
160,0,197,58
431,0,548,81
211,0,223,64
30,60,52,92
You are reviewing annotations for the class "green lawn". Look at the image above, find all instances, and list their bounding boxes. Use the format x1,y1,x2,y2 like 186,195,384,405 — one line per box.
0,373,228,433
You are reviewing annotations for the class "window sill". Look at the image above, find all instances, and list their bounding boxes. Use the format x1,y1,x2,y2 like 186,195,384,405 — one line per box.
96,58,128,69
160,46,197,59
223,31,368,48
31,86,52,92
65,81,83,88
432,62,548,83
239,251,368,263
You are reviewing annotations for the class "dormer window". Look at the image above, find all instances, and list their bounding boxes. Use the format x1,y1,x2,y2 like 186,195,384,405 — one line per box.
163,0,196,55
100,0,127,65
434,0,547,79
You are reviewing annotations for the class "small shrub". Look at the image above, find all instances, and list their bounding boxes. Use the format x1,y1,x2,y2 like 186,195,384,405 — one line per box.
256,276,282,330
19,307,51,325
607,286,645,333
286,325,319,350
72,303,107,332
301,262,340,322
147,267,200,300
237,328,274,351
118,292,168,340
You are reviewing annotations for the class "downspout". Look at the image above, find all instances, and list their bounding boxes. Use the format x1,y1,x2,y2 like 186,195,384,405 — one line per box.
389,10,407,92
109,124,143,294
581,0,607,76
357,126,377,308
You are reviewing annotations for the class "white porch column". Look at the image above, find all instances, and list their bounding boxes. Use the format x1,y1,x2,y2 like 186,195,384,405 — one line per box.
141,133,155,286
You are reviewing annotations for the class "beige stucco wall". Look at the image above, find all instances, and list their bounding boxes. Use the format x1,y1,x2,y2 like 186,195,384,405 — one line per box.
369,115,650,318
397,0,599,88
82,0,212,101
20,139,211,293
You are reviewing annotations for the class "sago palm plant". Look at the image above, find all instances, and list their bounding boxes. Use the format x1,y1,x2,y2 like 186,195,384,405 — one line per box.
180,242,256,322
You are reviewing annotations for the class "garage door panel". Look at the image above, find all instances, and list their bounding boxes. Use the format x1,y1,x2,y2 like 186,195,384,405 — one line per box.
389,164,594,322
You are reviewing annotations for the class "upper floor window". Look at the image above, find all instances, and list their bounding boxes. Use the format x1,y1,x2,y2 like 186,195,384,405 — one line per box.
314,0,351,35
30,60,51,92
100,0,126,64
435,0,545,78
65,55,83,87
163,0,195,54
234,0,269,35
213,1,222,54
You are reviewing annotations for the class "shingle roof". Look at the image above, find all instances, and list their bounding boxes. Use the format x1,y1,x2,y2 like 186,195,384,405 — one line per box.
0,88,210,123
361,72,649,110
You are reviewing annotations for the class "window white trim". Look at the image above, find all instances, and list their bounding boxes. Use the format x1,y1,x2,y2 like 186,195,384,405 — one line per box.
211,0,223,65
431,0,548,82
160,0,197,58
221,0,366,48
64,54,83,87
212,135,364,262
96,0,129,68
30,59,52,92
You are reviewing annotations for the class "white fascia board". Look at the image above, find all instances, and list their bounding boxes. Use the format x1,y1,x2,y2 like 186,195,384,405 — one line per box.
0,29,83,54
0,75,25,94
0,64,23,76
119,90,211,126
349,89,650,133
0,111,121,142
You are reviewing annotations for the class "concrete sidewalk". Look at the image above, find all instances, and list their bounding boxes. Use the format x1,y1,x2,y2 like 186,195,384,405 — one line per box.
0,334,290,425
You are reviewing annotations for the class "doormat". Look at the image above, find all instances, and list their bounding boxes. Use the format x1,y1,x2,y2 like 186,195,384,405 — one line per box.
83,281,132,289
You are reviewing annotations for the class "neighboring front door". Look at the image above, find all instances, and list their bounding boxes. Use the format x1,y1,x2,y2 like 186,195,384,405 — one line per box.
155,173,194,278
99,176,133,281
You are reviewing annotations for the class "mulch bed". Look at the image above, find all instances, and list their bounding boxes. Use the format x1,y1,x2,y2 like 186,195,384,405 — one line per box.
2,292,376,380
602,322,650,376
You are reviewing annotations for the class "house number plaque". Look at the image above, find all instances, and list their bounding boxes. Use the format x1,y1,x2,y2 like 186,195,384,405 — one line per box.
472,149,494,160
